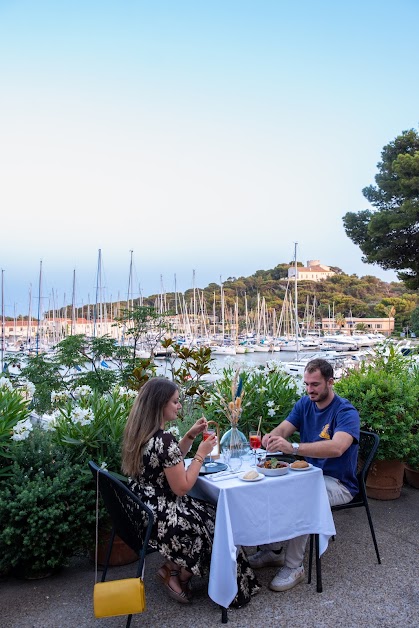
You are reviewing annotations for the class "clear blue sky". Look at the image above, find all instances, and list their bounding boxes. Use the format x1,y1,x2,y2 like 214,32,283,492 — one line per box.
1,0,418,317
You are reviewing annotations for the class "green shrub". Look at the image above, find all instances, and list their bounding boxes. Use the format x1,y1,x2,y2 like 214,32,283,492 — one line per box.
0,376,32,478
335,365,417,461
0,427,96,577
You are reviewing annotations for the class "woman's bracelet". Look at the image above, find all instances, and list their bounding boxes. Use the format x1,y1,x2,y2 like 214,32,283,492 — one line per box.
186,432,195,441
193,454,204,464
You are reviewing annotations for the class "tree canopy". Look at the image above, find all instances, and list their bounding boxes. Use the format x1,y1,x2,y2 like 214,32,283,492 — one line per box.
343,128,419,289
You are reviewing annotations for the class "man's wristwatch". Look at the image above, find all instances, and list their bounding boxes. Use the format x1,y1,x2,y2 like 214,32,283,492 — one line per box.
292,442,300,453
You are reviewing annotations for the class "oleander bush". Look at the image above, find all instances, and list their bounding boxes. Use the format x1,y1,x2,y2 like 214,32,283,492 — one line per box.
203,361,300,437
0,376,32,478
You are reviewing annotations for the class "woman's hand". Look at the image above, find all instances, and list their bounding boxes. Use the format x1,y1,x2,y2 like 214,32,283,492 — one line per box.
197,433,217,459
187,416,208,440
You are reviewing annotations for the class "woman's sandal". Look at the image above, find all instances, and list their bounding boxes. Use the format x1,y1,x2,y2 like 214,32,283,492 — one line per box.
179,577,193,600
156,565,191,605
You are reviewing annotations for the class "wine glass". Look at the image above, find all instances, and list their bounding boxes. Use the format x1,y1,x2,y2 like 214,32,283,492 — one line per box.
203,428,217,467
249,430,262,467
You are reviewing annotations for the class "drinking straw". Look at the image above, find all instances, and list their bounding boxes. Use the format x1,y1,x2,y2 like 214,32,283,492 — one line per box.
257,415,262,436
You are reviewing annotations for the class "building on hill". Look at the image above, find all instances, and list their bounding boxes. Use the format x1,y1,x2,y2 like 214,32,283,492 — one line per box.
288,260,335,282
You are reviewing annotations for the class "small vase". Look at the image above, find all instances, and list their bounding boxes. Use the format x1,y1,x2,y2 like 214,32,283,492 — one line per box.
220,424,247,452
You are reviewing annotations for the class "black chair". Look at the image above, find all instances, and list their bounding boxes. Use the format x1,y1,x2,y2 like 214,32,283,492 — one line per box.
308,430,382,589
89,461,155,628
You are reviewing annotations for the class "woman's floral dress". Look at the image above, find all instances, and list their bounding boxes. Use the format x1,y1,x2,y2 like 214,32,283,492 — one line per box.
128,428,260,607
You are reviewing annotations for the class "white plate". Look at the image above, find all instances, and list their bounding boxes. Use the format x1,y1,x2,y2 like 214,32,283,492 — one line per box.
238,472,264,482
289,463,313,471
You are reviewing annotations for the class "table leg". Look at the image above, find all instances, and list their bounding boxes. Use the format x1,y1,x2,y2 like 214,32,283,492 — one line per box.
221,606,228,623
315,534,322,593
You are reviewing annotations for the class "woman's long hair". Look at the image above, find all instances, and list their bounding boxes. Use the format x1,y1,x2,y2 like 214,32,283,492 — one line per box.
121,377,178,477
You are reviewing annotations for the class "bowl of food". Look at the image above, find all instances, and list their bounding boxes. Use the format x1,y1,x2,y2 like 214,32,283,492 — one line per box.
257,457,289,476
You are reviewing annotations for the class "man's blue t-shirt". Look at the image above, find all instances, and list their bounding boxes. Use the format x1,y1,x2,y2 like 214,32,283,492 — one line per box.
286,394,360,495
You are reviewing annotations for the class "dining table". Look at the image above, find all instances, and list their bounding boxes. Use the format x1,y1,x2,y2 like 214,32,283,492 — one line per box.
187,455,336,621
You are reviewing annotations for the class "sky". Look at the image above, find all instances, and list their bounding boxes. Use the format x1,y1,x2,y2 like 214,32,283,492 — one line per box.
1,0,419,318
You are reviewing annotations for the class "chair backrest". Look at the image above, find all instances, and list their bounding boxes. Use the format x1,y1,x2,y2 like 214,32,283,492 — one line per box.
357,430,380,485
89,461,154,560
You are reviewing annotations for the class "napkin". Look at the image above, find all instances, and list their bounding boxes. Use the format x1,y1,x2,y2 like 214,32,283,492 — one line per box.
207,471,241,482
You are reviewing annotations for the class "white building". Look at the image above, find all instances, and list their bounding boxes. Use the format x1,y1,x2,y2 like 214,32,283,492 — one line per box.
288,260,335,282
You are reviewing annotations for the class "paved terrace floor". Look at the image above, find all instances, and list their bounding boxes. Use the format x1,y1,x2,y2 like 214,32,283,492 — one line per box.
1,484,418,628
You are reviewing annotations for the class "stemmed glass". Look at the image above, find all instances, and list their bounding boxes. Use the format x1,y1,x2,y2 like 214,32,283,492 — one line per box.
249,430,262,467
203,427,218,467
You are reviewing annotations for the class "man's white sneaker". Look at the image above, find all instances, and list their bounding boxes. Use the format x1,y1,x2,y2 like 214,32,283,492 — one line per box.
269,565,305,591
247,549,285,569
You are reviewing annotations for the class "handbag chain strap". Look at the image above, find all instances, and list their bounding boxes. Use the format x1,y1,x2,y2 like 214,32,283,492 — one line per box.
95,468,99,584
94,467,146,583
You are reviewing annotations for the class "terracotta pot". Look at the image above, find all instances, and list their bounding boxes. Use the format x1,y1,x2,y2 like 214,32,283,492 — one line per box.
366,459,405,500
93,531,138,567
405,464,419,489
12,565,59,580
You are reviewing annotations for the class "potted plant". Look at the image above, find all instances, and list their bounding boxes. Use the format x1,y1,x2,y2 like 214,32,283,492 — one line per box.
0,426,96,579
334,345,418,499
404,431,419,488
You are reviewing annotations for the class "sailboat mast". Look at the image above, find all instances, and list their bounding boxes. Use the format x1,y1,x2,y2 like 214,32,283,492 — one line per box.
1,269,4,372
71,269,76,336
294,243,300,359
27,284,32,347
93,249,101,338
36,260,42,355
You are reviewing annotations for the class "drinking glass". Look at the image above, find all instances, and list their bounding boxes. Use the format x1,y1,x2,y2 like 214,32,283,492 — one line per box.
229,451,243,472
203,428,217,467
249,431,262,467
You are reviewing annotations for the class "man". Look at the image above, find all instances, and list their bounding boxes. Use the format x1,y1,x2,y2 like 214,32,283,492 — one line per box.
248,358,360,592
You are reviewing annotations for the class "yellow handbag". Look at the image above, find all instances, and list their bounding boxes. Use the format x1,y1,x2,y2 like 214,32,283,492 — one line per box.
93,469,146,619
93,576,146,618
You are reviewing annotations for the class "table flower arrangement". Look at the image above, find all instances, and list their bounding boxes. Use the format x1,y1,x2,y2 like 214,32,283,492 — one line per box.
209,368,247,452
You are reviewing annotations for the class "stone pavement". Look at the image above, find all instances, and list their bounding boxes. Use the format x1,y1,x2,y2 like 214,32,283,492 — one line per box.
1,485,418,628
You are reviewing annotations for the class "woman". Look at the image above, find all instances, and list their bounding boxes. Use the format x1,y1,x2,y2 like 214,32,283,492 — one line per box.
122,377,260,606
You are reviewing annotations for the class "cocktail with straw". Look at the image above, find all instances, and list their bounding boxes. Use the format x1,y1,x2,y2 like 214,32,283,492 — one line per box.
249,416,262,466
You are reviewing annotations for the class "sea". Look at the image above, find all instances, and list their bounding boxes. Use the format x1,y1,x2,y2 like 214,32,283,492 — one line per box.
154,348,302,379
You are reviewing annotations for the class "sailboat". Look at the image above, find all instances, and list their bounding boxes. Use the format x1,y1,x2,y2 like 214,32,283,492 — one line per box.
210,279,235,355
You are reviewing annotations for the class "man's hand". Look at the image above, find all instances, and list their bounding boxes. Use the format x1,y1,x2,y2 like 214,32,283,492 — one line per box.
266,434,293,454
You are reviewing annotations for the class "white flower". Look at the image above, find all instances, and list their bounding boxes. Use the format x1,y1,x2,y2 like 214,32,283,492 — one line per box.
266,400,275,408
18,380,35,399
0,377,14,392
71,406,94,426
40,411,59,431
51,390,70,404
267,408,276,417
12,418,34,441
73,385,93,399
116,386,137,399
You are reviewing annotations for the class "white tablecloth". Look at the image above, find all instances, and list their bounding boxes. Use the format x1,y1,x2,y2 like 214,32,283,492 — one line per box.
189,460,336,608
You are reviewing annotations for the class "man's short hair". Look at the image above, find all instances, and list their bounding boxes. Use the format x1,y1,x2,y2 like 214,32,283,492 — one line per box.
304,358,334,380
